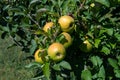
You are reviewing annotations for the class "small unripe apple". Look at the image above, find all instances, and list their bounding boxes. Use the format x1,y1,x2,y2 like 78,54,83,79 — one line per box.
47,43,66,62
80,40,92,53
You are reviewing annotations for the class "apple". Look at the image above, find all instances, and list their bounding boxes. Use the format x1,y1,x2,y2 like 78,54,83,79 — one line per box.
47,43,66,62
58,15,74,33
34,49,47,64
80,40,92,53
43,22,54,32
61,32,72,48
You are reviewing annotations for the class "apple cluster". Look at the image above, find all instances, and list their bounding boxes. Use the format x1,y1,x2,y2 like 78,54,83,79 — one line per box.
34,15,75,64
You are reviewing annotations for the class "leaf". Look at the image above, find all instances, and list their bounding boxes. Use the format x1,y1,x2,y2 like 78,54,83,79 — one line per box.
101,46,110,55
70,72,76,80
36,8,48,14
114,69,120,78
0,26,9,32
108,58,119,69
117,56,120,66
110,43,116,49
90,56,103,67
25,62,42,68
56,75,64,80
81,69,92,80
29,0,41,8
52,64,61,71
114,32,120,41
97,66,105,79
95,0,110,7
34,29,45,35
106,28,113,36
94,39,101,48
43,62,51,80
30,39,37,55
59,61,71,70
99,29,106,37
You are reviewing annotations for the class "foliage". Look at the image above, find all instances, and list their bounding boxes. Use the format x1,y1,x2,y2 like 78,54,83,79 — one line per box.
0,0,120,79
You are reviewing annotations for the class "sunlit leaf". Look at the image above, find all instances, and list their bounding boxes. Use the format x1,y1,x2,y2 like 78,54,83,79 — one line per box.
59,61,71,70
30,39,37,55
94,39,101,48
52,64,61,71
25,62,42,68
106,28,113,36
108,58,119,69
101,46,110,55
81,69,92,80
43,62,51,80
114,33,120,41
29,0,41,8
97,66,105,79
114,69,120,78
95,0,110,7
90,56,103,67
99,29,106,37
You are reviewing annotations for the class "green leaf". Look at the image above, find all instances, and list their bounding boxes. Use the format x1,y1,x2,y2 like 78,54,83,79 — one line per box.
59,61,71,70
108,58,119,69
25,62,42,68
52,64,61,71
110,43,116,49
101,46,110,55
97,66,105,79
56,75,64,80
43,62,51,80
29,0,41,8
0,26,9,32
114,32,120,41
81,69,92,80
119,0,120,2
95,0,110,7
106,28,113,36
114,69,120,78
99,29,106,37
70,72,76,80
117,56,120,66
94,39,101,48
90,56,103,67
30,39,37,55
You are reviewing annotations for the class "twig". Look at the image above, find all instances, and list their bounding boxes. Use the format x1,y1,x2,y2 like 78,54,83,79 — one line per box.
27,13,41,29
76,0,86,15
9,35,23,47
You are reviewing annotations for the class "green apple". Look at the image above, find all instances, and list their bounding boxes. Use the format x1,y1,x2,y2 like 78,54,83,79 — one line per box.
80,40,92,53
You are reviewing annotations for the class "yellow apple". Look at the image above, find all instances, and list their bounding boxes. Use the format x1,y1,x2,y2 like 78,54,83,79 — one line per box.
58,15,74,33
34,49,46,64
43,22,54,32
61,32,72,48
47,43,66,62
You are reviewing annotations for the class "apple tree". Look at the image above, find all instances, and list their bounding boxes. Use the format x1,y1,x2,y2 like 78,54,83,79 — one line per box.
0,0,120,80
